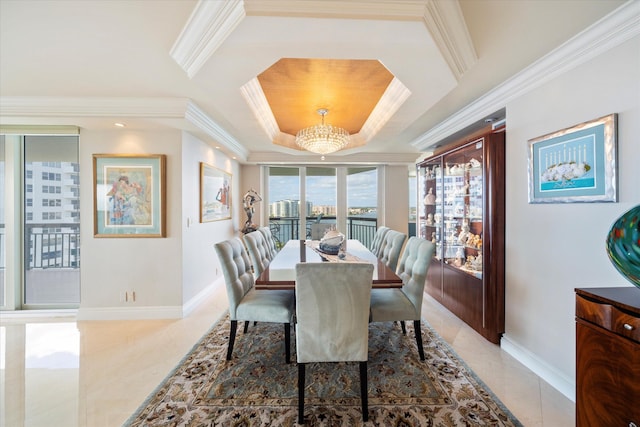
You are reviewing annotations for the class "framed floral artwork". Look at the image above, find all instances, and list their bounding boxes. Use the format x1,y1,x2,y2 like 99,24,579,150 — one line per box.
527,113,618,203
93,154,166,237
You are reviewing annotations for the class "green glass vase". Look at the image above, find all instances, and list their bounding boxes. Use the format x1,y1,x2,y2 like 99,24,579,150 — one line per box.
606,204,640,288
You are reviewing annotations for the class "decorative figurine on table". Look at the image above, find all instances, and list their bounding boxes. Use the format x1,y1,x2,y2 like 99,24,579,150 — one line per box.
319,227,345,255
241,188,262,234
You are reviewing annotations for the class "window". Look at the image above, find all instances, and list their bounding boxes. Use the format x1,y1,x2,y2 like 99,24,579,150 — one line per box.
268,167,301,242
347,167,378,242
306,167,337,237
266,166,380,248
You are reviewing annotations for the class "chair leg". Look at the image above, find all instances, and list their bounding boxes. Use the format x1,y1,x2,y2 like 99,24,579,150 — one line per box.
298,363,306,424
243,321,249,333
413,320,425,361
359,361,369,422
284,323,291,364
227,320,238,361
400,320,407,335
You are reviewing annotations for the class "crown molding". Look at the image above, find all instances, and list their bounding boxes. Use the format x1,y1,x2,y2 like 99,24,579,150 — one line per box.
184,101,249,160
172,0,474,81
0,96,190,117
422,0,477,79
170,0,246,78
359,77,412,141
0,96,249,161
248,150,419,165
410,0,640,151
240,77,280,140
243,0,428,19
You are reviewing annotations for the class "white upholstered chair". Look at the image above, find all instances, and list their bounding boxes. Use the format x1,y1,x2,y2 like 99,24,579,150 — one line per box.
369,226,390,257
295,262,374,424
214,238,294,363
370,236,435,360
377,229,407,272
258,226,279,259
243,230,273,279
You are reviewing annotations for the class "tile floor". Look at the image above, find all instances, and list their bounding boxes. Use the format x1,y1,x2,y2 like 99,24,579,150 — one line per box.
0,282,575,426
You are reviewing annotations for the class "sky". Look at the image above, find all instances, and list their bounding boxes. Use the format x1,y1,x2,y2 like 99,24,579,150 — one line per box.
268,168,418,207
268,168,378,207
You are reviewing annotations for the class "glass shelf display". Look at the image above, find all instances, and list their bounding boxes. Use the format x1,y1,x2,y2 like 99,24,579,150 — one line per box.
418,142,484,279
416,128,505,344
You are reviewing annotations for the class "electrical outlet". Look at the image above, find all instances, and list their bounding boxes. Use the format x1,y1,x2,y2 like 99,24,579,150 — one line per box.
216,267,219,276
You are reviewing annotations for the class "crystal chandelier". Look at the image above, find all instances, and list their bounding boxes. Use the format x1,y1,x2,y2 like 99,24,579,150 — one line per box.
295,108,350,154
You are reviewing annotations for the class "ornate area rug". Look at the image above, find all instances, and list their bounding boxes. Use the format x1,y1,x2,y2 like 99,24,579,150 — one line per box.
125,314,522,426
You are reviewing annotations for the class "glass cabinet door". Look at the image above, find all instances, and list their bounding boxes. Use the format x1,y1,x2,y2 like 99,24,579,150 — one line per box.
417,157,442,260
442,141,483,279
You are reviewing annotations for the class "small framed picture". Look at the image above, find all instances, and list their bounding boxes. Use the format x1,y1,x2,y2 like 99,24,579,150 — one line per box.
93,154,166,237
528,113,618,203
200,162,232,222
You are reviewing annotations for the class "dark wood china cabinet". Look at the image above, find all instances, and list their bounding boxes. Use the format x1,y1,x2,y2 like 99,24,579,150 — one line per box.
416,127,505,343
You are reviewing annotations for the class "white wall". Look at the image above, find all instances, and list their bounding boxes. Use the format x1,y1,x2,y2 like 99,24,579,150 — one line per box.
78,130,184,319
77,129,239,320
181,132,240,306
502,35,640,400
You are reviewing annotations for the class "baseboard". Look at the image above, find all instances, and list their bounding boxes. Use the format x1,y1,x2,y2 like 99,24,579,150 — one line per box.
76,305,183,321
0,309,77,323
182,278,224,317
76,279,225,321
501,335,576,402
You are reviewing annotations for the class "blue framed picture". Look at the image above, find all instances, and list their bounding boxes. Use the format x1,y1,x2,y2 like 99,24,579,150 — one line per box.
528,113,617,203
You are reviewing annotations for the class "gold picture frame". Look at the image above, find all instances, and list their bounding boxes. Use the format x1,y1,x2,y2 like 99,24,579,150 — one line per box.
200,162,232,222
93,154,166,237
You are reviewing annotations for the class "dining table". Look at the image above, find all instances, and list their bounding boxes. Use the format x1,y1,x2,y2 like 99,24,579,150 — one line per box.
255,239,403,290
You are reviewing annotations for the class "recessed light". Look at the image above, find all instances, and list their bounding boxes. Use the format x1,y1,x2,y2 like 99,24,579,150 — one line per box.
114,122,126,127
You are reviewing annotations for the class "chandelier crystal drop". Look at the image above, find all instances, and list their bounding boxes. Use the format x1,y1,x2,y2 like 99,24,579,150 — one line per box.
295,108,350,154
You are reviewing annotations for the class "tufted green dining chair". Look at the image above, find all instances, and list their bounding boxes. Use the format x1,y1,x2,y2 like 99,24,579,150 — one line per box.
369,226,390,257
370,236,435,360
243,230,273,279
258,226,279,259
377,229,407,272
214,238,294,363
295,262,374,424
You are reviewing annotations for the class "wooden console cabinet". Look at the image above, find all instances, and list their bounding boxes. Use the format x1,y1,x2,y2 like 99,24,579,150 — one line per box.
575,287,640,427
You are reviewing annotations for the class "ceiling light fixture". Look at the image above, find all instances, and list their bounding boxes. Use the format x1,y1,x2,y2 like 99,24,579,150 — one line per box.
295,108,349,154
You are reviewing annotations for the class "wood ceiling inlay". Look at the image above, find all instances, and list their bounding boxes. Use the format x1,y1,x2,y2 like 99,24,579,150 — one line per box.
257,58,394,135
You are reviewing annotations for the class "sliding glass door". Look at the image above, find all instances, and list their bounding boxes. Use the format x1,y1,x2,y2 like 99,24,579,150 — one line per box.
0,132,80,310
23,135,80,307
